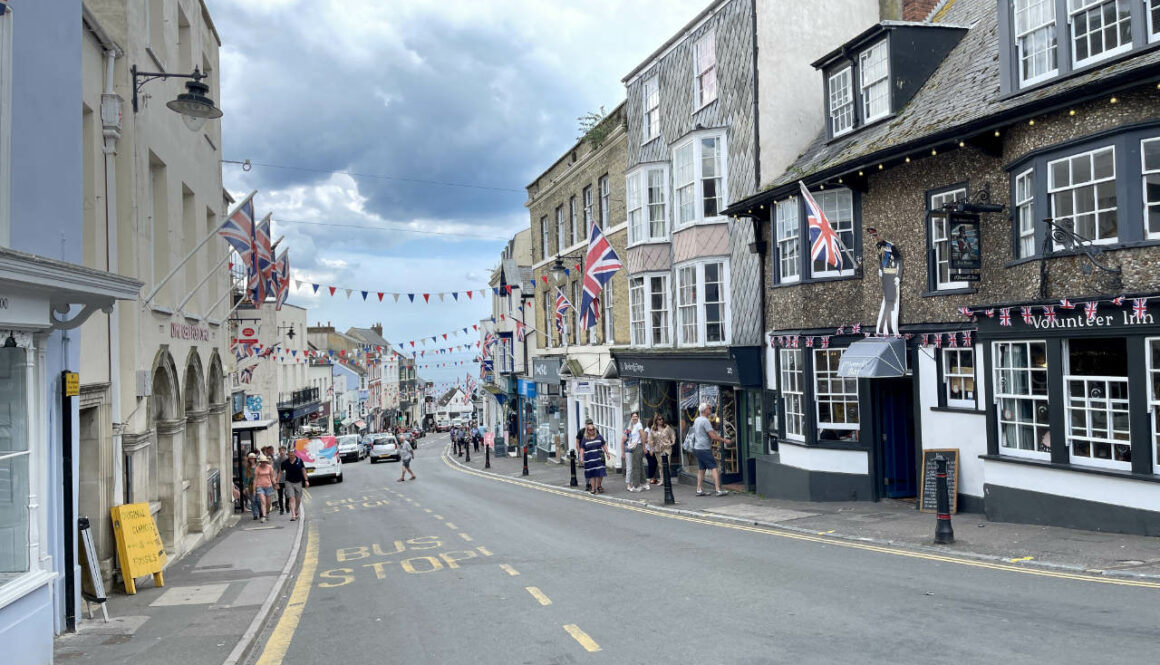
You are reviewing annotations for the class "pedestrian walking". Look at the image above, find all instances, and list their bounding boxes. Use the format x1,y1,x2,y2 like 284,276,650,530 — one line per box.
274,446,288,514
579,418,610,495
397,437,417,482
621,411,647,492
279,448,309,521
243,452,259,520
253,454,276,523
647,413,675,484
692,403,731,496
575,425,590,491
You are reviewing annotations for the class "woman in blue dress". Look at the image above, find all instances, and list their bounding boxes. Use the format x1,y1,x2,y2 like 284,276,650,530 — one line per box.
579,418,610,495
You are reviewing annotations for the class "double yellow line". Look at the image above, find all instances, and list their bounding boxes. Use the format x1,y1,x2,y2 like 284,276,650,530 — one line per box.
443,451,1160,589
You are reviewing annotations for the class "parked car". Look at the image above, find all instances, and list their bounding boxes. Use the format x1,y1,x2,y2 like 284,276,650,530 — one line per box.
294,436,343,483
368,434,401,463
410,427,423,439
336,434,364,462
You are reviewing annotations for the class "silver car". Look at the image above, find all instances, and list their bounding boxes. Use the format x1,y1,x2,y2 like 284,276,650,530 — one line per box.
368,435,400,463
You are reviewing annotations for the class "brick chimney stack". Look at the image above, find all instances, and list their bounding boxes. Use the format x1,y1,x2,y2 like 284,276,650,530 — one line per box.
880,0,941,21
371,322,383,337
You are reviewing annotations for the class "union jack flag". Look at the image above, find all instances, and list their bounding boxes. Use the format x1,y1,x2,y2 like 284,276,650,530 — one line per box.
800,181,845,270
985,309,996,318
1112,295,1126,306
554,288,573,338
851,323,862,335
962,331,973,347
821,336,831,348
999,308,1012,326
922,334,930,346
1059,299,1075,309
1043,305,1057,323
1021,306,1034,324
1133,297,1149,319
239,365,255,384
934,334,943,349
217,193,257,259
514,319,527,342
805,336,814,348
948,332,958,347
1084,301,1098,321
247,216,274,305
957,307,973,318
579,221,623,329
480,332,495,359
271,250,290,310
835,325,846,335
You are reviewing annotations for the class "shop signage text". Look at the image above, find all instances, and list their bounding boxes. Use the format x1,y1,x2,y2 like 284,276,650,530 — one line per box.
1024,310,1154,330
532,358,560,383
170,322,210,341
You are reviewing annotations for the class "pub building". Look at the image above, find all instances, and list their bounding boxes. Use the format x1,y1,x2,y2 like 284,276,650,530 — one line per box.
721,0,1160,533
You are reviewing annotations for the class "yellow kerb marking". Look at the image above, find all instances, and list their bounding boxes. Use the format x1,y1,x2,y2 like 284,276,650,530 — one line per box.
458,533,474,542
255,523,319,665
500,564,519,576
445,522,457,530
1010,556,1034,563
563,624,601,652
433,514,444,520
526,586,551,606
424,508,433,513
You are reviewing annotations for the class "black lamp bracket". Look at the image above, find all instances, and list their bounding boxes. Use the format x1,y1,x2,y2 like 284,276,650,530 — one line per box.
132,65,208,112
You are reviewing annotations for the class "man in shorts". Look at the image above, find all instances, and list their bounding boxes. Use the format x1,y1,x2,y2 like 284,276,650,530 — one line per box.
279,449,309,520
692,402,731,497
397,438,416,482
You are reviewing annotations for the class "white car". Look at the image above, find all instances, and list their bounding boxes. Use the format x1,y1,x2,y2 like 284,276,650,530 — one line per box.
368,435,401,463
336,434,364,462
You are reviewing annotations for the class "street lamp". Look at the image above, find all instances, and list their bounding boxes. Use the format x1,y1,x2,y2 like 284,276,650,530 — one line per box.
132,65,224,131
550,252,585,286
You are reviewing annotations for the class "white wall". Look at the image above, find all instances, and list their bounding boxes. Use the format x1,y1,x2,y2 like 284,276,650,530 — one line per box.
917,345,988,499
778,440,869,475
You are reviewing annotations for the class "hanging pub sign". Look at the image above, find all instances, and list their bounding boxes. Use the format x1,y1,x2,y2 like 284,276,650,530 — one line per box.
946,210,982,274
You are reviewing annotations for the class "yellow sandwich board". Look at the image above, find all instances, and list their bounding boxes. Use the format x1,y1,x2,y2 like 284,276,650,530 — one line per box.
110,503,166,594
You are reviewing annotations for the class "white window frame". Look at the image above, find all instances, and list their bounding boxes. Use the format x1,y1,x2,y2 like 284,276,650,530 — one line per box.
1015,169,1037,257
625,170,644,244
671,131,729,230
1146,337,1160,475
540,216,550,262
599,175,610,229
570,195,580,246
1064,340,1131,470
556,205,566,256
0,6,11,247
675,259,730,347
642,76,660,144
626,165,669,246
1150,0,1160,41
859,40,890,123
571,281,580,347
629,273,671,348
930,187,968,290
583,185,593,229
780,349,805,442
1014,0,1059,86
1048,144,1118,246
602,282,614,344
992,340,1051,460
0,342,47,605
692,29,717,110
1068,0,1134,68
809,188,856,279
828,67,854,137
814,348,859,434
775,198,801,284
1143,137,1160,239
942,347,978,409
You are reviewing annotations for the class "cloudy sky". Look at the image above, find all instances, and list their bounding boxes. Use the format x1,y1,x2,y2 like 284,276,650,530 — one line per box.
214,0,705,386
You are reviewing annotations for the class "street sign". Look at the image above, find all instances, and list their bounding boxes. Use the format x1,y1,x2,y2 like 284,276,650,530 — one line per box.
64,372,79,397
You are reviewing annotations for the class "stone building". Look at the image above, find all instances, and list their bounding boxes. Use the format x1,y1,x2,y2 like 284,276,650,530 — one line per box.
479,229,535,449
727,0,1160,534
528,102,630,464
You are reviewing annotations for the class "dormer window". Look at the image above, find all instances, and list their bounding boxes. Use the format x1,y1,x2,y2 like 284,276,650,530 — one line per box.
1014,0,1058,85
1069,0,1132,66
828,68,854,137
859,40,890,122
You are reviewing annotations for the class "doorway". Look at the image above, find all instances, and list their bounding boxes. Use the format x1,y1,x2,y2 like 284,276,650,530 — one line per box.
873,377,917,499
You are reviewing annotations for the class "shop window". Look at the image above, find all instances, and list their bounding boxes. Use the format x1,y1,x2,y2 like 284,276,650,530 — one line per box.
590,383,620,459
1147,338,1160,475
1015,169,1037,257
810,189,856,279
1014,0,1058,86
0,345,29,587
993,341,1050,459
1049,145,1117,245
780,349,804,441
1143,138,1160,238
775,198,801,284
1064,337,1131,470
814,348,859,440
1069,0,1132,68
928,186,968,290
942,348,977,409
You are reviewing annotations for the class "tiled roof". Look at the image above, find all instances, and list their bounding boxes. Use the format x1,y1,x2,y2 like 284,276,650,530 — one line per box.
743,0,1160,203
346,327,391,350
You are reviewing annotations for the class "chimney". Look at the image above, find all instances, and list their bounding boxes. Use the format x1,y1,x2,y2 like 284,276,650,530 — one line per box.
372,322,383,337
884,0,941,21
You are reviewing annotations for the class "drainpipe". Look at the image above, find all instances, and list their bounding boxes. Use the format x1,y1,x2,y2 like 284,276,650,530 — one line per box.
100,48,126,504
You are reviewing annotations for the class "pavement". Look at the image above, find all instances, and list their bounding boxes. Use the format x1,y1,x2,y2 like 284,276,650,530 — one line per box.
452,443,1160,580
55,496,304,665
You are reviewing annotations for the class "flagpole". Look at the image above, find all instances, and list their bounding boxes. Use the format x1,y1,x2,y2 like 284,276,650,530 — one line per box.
143,190,257,306
177,250,231,313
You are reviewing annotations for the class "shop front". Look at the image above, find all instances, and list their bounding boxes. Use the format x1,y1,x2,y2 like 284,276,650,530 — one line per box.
974,296,1160,535
516,377,537,455
614,348,762,485
531,357,564,461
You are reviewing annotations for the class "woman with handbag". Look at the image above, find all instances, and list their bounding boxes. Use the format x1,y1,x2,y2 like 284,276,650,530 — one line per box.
648,414,675,484
579,418,610,495
621,411,647,492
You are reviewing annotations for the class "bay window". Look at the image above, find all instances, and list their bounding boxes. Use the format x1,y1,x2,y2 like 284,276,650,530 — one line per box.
626,172,643,242
1048,145,1117,245
1064,337,1131,470
993,341,1050,459
642,76,660,143
0,345,29,589
810,189,855,278
859,40,890,123
780,348,804,441
814,348,859,439
675,260,729,347
693,30,717,109
627,165,669,245
672,132,728,229
1014,0,1058,85
928,186,968,290
1069,0,1132,67
828,68,854,137
629,274,671,347
776,198,801,283
630,278,645,345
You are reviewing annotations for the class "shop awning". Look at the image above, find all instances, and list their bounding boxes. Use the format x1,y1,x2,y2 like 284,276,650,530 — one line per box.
341,416,354,426
354,419,367,429
232,418,278,431
837,338,907,378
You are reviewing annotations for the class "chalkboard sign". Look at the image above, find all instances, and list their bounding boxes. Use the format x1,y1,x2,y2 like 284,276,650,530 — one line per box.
110,503,167,594
918,449,959,514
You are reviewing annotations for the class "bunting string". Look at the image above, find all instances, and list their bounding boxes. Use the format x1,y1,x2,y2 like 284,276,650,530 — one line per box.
290,275,515,304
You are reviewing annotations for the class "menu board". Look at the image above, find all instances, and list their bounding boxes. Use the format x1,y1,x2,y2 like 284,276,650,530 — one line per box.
919,449,959,514
110,503,167,594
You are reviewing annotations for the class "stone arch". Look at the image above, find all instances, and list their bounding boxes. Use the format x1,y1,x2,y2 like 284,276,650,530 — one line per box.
148,347,184,551
205,350,227,521
182,350,208,533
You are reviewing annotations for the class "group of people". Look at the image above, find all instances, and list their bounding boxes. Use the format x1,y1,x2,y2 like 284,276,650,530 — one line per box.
241,444,308,522
451,422,482,453
576,403,730,497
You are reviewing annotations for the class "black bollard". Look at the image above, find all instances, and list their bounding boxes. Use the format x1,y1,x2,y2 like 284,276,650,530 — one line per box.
465,441,471,463
522,444,529,476
661,452,675,505
569,449,578,487
934,454,955,544
485,444,491,469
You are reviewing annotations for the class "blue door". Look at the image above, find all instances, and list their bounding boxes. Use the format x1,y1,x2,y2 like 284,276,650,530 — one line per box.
878,378,917,498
